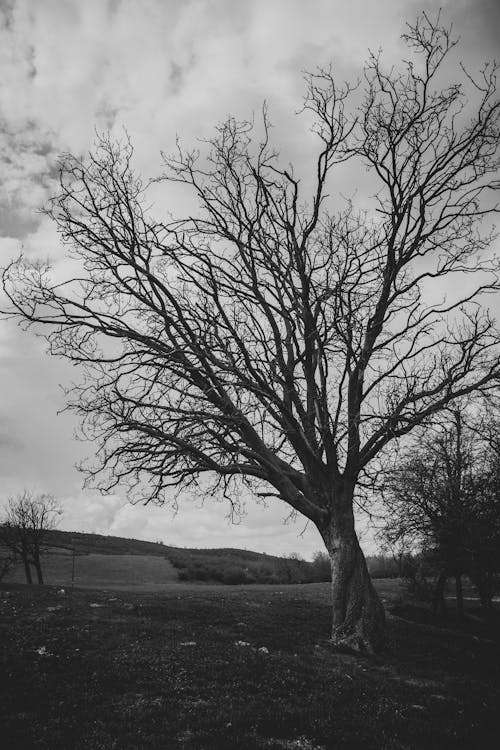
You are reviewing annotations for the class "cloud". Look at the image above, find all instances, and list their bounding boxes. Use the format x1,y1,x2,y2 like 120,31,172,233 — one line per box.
405,0,500,61
55,491,329,559
0,0,15,32
0,0,496,558
0,121,59,238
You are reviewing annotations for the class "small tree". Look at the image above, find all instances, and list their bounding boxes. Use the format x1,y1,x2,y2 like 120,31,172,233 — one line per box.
381,407,500,615
0,548,16,582
310,551,331,582
0,491,61,584
2,16,500,650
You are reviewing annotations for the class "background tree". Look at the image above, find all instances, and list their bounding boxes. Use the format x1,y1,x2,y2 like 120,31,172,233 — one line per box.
0,491,62,585
0,547,16,583
2,16,500,650
380,406,500,615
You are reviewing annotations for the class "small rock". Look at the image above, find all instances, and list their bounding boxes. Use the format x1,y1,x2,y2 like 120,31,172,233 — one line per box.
258,646,269,654
36,646,52,656
179,641,197,647
235,640,251,647
89,603,104,608
431,694,460,704
108,597,118,602
57,589,66,596
47,606,62,612
411,704,426,711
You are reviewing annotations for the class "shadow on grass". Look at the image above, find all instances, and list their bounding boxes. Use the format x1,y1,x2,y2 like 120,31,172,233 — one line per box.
1,581,498,749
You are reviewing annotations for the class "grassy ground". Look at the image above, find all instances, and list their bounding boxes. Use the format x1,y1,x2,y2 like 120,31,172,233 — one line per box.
1,579,498,749
1,530,324,586
4,549,180,588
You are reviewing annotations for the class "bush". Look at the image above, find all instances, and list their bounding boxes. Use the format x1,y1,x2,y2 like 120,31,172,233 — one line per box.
221,566,249,585
310,551,331,582
166,546,330,585
398,551,441,601
366,554,401,579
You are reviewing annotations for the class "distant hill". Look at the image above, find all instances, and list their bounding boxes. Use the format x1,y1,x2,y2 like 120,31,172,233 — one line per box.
42,529,300,563
39,529,174,557
1,530,399,589
1,529,331,588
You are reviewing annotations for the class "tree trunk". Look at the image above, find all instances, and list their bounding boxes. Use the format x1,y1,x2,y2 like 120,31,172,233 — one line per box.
433,569,447,617
455,574,464,618
22,554,33,585
477,571,493,610
321,509,386,653
33,548,44,585
471,559,494,610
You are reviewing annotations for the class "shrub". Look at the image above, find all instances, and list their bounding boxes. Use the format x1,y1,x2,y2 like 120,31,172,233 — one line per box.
221,566,249,585
366,554,401,579
310,551,331,582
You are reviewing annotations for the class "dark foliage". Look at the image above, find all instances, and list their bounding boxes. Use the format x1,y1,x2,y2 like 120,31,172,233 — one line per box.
166,547,323,585
381,407,500,613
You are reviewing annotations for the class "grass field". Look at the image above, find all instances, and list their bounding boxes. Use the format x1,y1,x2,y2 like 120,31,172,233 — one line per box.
1,578,498,749
1,530,329,587
4,548,180,589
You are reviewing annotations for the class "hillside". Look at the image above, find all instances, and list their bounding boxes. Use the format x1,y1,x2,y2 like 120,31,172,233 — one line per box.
1,529,330,589
39,529,175,557
2,529,403,589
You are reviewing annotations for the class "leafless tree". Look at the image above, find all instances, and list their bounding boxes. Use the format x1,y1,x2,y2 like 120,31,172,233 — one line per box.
0,548,16,582
0,491,62,584
380,406,500,615
2,15,500,649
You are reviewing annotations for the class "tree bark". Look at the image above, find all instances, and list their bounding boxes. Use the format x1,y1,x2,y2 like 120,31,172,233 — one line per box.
22,554,33,585
321,509,386,653
433,569,447,616
474,569,493,610
455,574,464,618
33,547,44,585
476,554,496,610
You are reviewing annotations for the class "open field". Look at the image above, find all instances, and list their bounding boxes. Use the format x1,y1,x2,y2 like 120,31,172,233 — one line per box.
1,578,499,749
1,530,330,587
3,549,180,589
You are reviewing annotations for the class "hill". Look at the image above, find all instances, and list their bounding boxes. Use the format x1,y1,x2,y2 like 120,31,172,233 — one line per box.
1,529,330,589
2,529,401,588
37,529,175,556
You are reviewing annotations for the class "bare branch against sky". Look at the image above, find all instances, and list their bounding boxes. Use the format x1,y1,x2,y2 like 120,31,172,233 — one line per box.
0,0,499,560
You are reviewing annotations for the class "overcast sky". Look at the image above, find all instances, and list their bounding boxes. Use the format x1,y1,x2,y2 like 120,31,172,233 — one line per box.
0,0,499,559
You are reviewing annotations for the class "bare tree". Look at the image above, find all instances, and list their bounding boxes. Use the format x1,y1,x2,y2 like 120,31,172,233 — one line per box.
0,491,61,584
2,16,500,650
0,547,16,583
380,406,500,615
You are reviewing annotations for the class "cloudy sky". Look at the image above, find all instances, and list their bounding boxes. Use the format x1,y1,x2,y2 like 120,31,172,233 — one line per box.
0,0,499,559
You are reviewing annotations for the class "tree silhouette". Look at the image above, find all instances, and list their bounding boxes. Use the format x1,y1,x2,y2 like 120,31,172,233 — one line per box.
0,491,61,584
3,15,500,650
381,406,500,615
